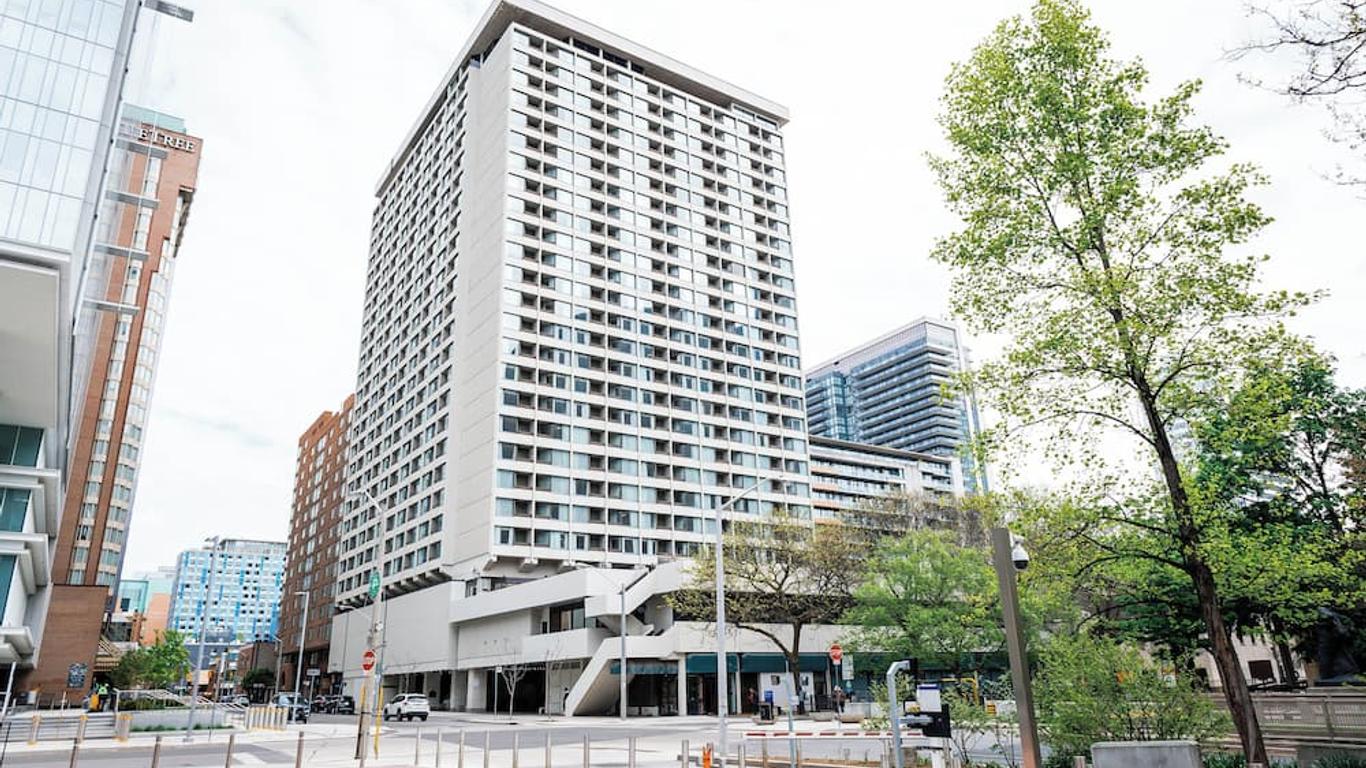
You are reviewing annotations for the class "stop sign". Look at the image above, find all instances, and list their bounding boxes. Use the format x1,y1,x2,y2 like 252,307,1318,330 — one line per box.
829,643,843,664
362,649,376,672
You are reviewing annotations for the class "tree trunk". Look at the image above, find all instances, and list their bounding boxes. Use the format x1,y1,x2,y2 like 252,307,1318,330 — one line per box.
1192,560,1269,764
1136,386,1269,764
1276,639,1299,688
1268,616,1299,688
789,623,805,714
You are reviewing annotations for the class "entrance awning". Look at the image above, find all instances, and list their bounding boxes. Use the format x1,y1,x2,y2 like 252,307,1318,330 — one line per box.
738,653,831,673
685,654,739,674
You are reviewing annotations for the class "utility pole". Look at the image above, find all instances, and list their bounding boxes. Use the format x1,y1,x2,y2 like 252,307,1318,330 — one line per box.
350,491,385,762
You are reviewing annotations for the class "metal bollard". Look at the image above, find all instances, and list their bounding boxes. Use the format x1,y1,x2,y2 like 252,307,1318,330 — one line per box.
296,732,305,768
762,738,770,768
795,739,802,768
739,742,747,768
416,726,423,766
483,731,491,768
436,727,443,768
681,739,690,768
629,736,637,768
67,743,79,768
545,731,551,768
223,732,236,768
458,729,467,768
512,732,520,768
76,713,87,744
584,734,592,768
27,714,39,745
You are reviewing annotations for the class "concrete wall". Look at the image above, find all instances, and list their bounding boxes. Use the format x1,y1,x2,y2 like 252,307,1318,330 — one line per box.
454,610,539,670
447,20,514,575
329,583,456,693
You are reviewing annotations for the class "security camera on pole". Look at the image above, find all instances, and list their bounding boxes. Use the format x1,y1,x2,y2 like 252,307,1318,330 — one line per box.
990,527,1041,768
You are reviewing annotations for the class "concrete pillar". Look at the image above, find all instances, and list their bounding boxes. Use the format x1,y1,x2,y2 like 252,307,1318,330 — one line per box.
465,669,486,712
676,658,688,716
451,670,468,712
423,671,440,706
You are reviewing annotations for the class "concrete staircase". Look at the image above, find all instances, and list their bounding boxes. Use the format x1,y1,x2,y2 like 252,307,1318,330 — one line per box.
5,711,116,742
563,631,676,716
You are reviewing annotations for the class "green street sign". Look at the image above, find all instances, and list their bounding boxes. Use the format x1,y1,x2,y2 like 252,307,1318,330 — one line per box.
368,571,380,598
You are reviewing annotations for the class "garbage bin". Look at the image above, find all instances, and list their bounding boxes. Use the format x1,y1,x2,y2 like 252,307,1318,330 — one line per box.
758,702,775,722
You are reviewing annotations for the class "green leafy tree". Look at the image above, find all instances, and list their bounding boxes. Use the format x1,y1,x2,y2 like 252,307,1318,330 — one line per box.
110,649,152,691
110,630,190,689
669,508,861,708
144,630,191,688
1189,356,1366,676
931,0,1318,759
843,529,1001,675
241,667,274,690
1035,634,1229,765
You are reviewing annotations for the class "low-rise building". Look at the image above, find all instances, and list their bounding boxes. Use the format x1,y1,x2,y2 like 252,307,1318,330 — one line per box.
808,436,963,523
331,561,882,716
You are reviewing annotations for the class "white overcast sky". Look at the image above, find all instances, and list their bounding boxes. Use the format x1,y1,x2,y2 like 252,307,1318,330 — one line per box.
119,0,1366,574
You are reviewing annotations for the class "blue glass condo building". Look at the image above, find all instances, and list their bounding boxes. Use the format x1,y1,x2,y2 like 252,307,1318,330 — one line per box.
169,539,286,656
805,318,987,491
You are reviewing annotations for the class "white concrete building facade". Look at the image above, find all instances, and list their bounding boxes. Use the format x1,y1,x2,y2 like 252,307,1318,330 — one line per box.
332,0,812,715
808,436,963,523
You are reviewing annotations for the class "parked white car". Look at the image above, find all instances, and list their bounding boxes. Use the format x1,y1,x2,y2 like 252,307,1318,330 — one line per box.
383,693,430,721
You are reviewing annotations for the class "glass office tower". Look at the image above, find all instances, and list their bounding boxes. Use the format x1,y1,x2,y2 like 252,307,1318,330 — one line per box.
0,0,141,676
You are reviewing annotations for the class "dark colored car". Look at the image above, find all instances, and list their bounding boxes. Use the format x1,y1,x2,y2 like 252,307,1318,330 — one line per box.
332,695,355,715
272,693,309,723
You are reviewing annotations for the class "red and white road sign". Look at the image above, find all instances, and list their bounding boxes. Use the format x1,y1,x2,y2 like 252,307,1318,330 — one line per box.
362,649,376,672
829,643,843,664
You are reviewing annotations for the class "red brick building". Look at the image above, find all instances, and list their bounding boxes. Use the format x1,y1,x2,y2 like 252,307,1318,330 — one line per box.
29,106,201,698
278,396,352,698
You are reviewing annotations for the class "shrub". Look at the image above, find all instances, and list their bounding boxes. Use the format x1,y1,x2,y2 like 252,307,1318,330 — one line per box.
1035,635,1229,764
1311,756,1366,768
1202,754,1298,768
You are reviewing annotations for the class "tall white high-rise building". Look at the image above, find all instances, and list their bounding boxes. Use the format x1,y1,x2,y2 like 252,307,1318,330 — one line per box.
332,0,811,712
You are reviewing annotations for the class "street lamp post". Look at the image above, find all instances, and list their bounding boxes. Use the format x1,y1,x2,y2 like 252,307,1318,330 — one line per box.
185,536,222,741
713,477,769,768
291,590,309,703
990,527,1042,768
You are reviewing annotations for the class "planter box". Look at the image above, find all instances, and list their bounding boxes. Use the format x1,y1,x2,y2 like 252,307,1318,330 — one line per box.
129,708,227,730
1092,741,1200,768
